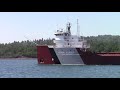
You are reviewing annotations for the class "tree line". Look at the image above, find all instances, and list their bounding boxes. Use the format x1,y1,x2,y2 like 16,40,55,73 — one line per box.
0,38,54,58
0,35,120,58
86,35,120,52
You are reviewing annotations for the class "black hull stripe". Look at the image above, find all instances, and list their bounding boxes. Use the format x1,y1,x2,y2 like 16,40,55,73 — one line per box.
49,48,61,64
76,48,85,64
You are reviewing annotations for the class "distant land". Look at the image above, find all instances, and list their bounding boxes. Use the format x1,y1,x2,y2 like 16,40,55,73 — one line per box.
0,35,120,58
0,38,54,58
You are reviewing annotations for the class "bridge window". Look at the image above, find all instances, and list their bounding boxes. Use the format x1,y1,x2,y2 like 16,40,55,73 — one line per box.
64,37,66,39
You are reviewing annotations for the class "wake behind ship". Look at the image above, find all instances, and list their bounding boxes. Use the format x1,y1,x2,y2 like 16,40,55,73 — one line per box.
37,20,120,65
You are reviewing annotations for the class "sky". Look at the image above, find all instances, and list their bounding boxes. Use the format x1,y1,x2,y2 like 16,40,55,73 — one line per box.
0,12,120,43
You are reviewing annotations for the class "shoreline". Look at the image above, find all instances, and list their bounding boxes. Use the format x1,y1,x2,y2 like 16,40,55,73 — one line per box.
0,57,37,60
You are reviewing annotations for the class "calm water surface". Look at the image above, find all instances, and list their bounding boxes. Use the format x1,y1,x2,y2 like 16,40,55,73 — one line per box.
0,59,120,78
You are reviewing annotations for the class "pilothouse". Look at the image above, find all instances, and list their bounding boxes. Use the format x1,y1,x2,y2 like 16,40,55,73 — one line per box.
53,20,90,50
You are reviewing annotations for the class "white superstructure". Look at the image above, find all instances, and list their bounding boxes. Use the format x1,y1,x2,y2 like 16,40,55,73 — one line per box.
53,20,90,50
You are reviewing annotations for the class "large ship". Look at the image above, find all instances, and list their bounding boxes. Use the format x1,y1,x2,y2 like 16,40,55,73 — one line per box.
37,20,120,65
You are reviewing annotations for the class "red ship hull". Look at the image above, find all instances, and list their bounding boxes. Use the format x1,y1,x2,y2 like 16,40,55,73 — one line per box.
37,46,120,65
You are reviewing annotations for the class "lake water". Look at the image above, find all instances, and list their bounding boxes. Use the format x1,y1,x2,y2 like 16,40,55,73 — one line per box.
0,59,120,78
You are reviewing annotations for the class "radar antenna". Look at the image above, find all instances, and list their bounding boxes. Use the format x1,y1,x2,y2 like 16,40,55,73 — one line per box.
66,22,71,35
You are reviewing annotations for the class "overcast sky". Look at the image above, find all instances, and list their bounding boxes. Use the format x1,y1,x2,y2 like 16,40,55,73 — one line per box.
0,12,120,43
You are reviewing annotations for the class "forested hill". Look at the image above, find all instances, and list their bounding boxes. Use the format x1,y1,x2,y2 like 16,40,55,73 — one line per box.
86,35,120,52
0,35,120,58
0,38,54,58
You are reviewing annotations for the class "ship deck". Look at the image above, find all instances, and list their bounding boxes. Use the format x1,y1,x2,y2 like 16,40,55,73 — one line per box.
97,52,120,56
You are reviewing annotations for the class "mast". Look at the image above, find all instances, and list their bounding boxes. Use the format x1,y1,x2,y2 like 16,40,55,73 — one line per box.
77,19,80,38
66,22,71,35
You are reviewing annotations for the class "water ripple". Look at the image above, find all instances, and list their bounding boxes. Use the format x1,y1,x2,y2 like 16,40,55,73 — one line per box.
0,59,119,78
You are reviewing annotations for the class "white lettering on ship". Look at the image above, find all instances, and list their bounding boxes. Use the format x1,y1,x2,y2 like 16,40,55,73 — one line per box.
57,50,79,55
